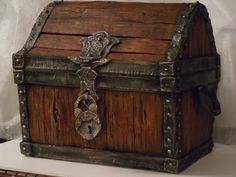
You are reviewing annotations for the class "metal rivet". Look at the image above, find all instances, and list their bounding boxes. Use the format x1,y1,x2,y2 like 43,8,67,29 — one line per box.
182,15,185,18
167,138,172,143
22,147,26,151
167,149,172,155
22,125,26,129
21,101,24,105
167,112,172,117
19,89,23,94
16,58,20,63
23,135,27,139
178,136,181,140
167,126,171,130
178,123,181,128
169,162,173,166
165,99,170,103
164,68,168,71
16,73,21,78
172,44,176,48
21,113,25,117
177,30,181,33
179,149,182,153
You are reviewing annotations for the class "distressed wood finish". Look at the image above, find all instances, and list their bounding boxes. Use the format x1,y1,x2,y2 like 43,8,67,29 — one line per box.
181,91,213,155
182,13,213,58
27,85,163,155
42,2,184,39
35,34,170,55
51,2,185,21
27,48,165,61
31,2,185,61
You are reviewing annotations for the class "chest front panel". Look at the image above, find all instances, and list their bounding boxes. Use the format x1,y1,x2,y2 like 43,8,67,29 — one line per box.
27,85,164,155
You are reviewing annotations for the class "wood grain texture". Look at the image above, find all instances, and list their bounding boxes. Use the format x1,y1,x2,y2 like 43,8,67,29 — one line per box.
181,12,215,155
181,91,213,155
54,1,185,10
183,13,214,58
42,2,184,39
27,47,166,61
50,3,182,24
35,34,170,55
29,2,186,61
51,5,181,24
27,85,163,155
42,18,176,39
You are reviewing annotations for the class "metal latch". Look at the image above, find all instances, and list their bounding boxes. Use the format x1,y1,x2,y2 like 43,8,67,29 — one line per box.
69,31,120,140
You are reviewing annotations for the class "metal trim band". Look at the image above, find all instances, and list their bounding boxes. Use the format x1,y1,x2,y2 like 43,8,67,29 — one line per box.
166,2,218,61
20,139,213,174
13,2,58,151
22,69,219,93
162,2,219,160
17,55,220,93
13,2,58,85
24,55,219,78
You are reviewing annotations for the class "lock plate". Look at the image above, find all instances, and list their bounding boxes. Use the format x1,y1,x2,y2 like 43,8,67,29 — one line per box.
69,31,120,140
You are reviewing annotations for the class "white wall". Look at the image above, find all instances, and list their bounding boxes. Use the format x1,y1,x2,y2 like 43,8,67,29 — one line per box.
0,0,235,144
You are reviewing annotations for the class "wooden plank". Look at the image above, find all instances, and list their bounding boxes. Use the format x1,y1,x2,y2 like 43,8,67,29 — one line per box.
56,1,185,11
28,47,166,61
42,18,176,39
35,34,170,55
181,91,213,155
42,2,184,39
28,85,107,149
105,91,134,151
28,85,45,143
51,2,185,24
132,92,163,154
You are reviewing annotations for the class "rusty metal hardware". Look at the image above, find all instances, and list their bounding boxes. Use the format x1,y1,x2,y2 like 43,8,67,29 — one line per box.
21,139,213,173
69,31,120,140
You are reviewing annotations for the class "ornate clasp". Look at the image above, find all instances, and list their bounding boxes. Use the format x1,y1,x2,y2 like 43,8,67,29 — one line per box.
69,31,120,140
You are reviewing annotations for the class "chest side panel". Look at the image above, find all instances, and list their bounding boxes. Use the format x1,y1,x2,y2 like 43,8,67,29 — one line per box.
181,11,216,155
27,85,163,155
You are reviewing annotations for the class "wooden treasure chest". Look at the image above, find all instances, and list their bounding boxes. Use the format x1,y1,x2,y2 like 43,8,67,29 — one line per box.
13,1,221,173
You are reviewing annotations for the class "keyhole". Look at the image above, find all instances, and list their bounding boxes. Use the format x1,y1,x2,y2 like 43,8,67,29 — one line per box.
88,125,92,135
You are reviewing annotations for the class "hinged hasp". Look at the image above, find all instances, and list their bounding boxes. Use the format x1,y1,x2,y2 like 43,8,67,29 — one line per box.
69,31,120,140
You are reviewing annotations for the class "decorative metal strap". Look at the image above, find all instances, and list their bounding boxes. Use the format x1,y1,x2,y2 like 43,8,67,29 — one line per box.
69,31,120,140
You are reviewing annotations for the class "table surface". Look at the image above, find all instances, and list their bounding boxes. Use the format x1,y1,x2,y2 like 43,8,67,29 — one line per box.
0,139,236,177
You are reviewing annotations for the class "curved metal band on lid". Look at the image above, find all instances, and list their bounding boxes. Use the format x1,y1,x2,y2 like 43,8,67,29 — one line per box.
13,2,58,156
